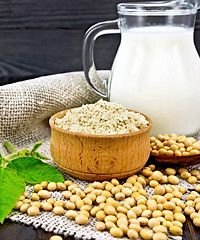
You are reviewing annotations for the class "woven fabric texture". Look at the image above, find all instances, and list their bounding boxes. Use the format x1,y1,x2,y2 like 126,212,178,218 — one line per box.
0,71,199,240
0,71,108,150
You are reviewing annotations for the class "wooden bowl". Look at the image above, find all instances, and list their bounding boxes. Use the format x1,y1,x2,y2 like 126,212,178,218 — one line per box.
49,109,152,181
151,154,200,166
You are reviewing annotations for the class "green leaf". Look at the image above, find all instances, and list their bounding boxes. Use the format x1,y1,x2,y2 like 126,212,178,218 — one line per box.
30,142,49,160
0,167,25,223
7,157,64,184
30,142,42,153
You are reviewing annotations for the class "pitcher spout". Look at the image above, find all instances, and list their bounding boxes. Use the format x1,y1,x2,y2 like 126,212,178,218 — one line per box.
175,0,200,11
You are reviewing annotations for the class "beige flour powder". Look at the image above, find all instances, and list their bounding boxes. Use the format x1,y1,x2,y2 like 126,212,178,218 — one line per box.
55,99,149,135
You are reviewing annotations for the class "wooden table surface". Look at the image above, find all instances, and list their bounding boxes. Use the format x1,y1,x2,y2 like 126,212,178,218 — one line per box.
0,219,72,240
0,216,200,240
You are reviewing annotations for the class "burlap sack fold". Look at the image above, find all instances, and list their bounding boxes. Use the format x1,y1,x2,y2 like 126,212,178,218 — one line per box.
0,71,109,150
0,71,197,240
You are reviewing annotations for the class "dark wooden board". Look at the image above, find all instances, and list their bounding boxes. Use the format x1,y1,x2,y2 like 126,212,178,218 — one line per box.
0,219,72,240
0,0,127,85
0,29,120,85
0,0,131,29
0,0,199,30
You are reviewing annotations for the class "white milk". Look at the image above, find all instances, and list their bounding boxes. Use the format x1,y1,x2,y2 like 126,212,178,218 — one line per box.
109,26,200,136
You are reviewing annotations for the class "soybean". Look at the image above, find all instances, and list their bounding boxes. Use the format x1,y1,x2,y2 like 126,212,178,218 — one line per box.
110,227,123,238
38,190,50,199
53,206,64,215
193,217,200,227
27,206,39,216
66,210,78,220
140,229,153,240
42,202,52,211
95,222,106,231
50,236,63,240
75,214,89,225
169,225,183,235
153,232,167,240
127,229,139,239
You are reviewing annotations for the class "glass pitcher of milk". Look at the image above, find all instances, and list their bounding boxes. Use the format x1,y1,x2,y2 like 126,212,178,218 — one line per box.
82,1,200,136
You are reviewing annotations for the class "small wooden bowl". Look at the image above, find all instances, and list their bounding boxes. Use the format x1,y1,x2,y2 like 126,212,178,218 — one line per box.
49,109,152,181
151,154,200,166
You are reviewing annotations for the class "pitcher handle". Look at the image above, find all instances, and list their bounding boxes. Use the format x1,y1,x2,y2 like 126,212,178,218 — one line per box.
82,20,120,98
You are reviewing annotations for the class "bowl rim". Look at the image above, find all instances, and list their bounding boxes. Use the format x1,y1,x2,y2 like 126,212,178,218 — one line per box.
49,108,152,138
